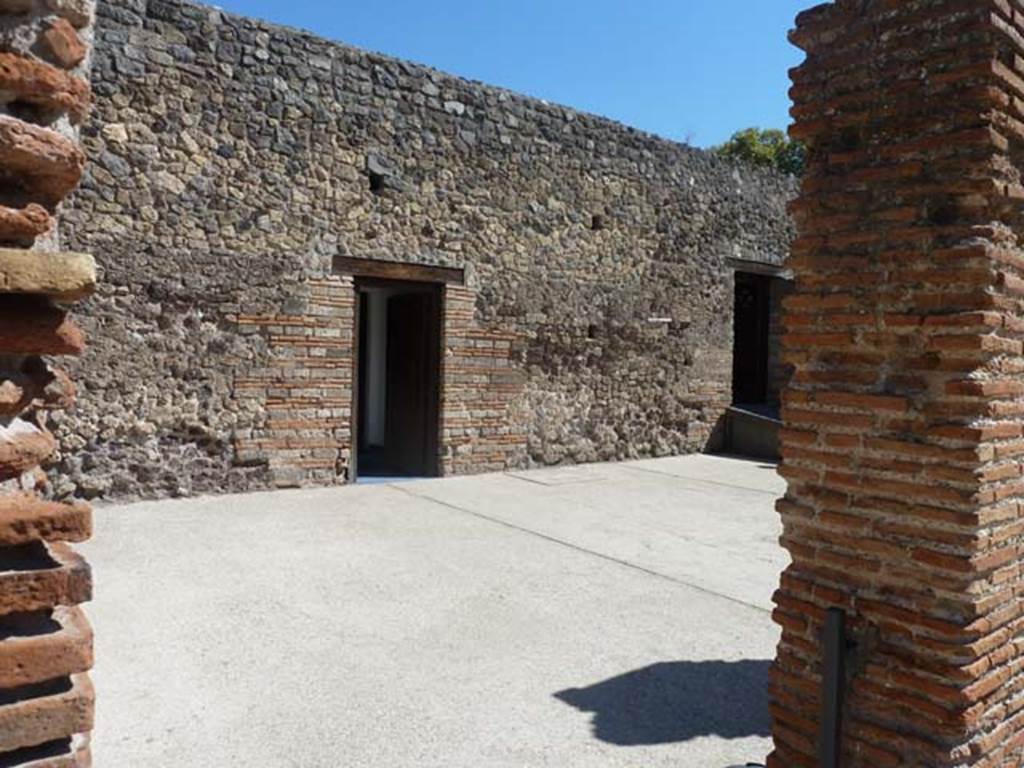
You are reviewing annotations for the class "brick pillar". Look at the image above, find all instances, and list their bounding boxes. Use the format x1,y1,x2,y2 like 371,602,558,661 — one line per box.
771,2,1024,766
0,1,97,765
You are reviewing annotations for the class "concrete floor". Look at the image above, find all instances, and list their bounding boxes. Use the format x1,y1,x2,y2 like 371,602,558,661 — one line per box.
80,454,788,768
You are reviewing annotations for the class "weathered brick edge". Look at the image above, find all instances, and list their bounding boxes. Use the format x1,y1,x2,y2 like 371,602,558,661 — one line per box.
0,0,97,765
771,1,1024,766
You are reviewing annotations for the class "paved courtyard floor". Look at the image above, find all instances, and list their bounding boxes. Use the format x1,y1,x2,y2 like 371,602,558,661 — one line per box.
81,454,788,768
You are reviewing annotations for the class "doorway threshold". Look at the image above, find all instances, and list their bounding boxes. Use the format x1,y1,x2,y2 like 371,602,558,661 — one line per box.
723,404,781,461
355,475,429,486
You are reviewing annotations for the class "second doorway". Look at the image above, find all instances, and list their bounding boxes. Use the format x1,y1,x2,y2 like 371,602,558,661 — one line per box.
354,280,442,482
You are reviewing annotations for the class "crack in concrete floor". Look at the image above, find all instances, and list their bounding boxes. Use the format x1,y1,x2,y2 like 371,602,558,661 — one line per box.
389,482,772,615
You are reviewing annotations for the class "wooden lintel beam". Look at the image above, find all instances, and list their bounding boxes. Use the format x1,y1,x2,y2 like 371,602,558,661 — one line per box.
333,255,465,285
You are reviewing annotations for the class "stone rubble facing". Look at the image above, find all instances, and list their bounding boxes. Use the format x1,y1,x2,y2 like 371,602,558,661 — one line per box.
61,0,795,500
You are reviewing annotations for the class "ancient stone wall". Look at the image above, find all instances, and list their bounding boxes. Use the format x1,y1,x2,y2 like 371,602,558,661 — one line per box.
772,1,1024,765
0,0,97,764
57,0,793,500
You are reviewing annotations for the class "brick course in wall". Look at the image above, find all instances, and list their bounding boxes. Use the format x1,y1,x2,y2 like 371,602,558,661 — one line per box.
441,284,529,475
225,274,531,487
54,0,794,500
231,277,355,487
771,1,1024,765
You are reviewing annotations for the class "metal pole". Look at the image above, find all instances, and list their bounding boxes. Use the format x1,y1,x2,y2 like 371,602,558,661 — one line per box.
820,608,846,768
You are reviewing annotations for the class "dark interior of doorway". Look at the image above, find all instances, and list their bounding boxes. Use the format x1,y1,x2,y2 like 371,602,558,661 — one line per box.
725,270,781,461
354,280,442,483
732,271,772,411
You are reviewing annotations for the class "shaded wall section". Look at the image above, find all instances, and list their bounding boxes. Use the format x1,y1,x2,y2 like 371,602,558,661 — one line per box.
59,0,794,500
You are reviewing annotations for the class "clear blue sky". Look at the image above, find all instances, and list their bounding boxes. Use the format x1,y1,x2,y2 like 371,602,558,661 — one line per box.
210,0,807,148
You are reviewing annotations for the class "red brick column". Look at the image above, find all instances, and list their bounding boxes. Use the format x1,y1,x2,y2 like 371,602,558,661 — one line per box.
771,2,1024,766
0,1,97,765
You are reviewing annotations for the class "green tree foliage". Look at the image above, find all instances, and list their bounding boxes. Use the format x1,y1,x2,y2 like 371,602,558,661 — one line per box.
714,128,805,176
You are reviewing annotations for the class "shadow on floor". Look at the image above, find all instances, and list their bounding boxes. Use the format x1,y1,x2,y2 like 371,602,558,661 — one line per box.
554,660,771,746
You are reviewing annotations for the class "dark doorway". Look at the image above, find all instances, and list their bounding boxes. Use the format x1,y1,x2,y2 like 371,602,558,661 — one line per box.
732,271,771,406
725,270,785,461
354,280,442,482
